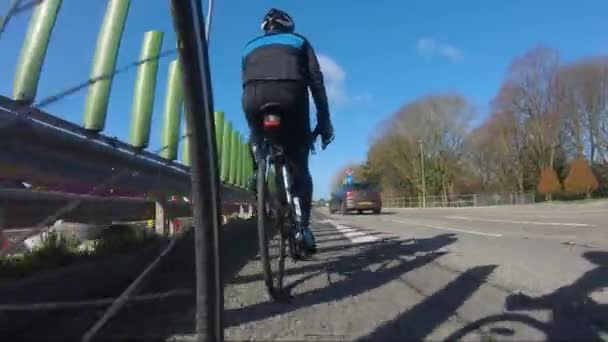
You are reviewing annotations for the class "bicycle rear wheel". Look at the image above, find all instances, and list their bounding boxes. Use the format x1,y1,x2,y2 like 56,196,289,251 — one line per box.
257,157,286,299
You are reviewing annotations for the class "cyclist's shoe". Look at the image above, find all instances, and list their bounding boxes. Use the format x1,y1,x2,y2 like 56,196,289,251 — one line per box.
301,227,317,254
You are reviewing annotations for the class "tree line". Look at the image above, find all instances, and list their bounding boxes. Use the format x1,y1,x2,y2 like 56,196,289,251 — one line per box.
334,46,608,201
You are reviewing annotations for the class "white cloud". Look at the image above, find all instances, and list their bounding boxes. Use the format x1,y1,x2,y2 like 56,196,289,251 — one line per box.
317,53,348,105
416,37,464,62
315,53,371,107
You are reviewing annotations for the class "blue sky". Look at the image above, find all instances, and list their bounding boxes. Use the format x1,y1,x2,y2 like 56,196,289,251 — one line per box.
1,0,607,199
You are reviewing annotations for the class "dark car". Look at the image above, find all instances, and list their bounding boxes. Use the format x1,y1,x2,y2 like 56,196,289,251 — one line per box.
329,182,382,215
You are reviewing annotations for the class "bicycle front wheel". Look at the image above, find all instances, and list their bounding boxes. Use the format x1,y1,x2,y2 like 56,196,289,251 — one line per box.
257,157,286,300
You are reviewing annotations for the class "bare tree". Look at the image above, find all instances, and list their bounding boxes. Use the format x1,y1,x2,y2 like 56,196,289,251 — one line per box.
363,47,608,199
366,93,474,199
496,46,563,181
560,57,608,162
464,121,500,191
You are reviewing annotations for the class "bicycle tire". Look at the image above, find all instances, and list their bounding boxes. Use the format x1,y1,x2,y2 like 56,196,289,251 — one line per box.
443,313,551,341
257,156,286,299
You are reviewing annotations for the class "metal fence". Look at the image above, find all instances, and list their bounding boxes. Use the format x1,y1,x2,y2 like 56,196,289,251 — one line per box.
382,192,536,208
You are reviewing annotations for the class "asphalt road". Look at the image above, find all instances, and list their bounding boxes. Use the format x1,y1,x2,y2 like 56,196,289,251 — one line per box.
218,202,608,341
1,202,607,341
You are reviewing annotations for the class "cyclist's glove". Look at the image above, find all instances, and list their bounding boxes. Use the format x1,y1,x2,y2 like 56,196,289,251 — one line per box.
320,122,335,149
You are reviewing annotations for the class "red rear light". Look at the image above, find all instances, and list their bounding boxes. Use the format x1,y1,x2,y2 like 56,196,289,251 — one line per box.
346,191,355,198
263,120,280,128
263,115,281,131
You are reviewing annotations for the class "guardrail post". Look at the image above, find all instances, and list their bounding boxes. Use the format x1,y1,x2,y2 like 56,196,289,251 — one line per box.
214,111,224,163
220,120,232,183
12,0,63,104
83,0,131,131
229,128,238,185
129,30,164,148
160,60,184,160
155,197,169,235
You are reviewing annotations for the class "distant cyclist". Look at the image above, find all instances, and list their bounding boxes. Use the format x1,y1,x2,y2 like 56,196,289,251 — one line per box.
242,8,335,253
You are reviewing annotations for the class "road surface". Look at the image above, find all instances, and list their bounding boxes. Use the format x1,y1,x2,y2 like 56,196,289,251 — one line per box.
218,202,608,341
1,202,607,341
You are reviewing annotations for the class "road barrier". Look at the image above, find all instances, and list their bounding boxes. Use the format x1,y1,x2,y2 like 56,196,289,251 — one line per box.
0,1,264,261
382,192,536,208
3,0,255,195
1,97,254,197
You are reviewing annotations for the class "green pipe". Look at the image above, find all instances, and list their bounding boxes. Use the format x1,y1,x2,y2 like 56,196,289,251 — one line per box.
229,129,239,185
129,30,163,148
236,135,243,188
235,134,243,187
12,0,63,103
160,60,183,160
83,0,131,131
181,114,191,167
181,136,190,166
241,139,249,188
241,142,248,188
214,111,224,161
246,143,253,188
220,121,232,183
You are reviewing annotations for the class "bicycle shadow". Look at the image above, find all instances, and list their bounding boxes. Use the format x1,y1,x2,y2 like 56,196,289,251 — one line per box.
224,232,458,328
228,236,401,286
358,264,497,341
446,250,608,341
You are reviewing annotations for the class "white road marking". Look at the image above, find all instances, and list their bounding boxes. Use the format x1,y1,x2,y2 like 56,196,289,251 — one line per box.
333,227,363,234
0,289,191,312
445,215,591,227
388,219,503,238
322,220,379,243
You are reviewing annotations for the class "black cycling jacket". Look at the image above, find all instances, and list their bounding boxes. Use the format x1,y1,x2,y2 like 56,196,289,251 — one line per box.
242,31,331,127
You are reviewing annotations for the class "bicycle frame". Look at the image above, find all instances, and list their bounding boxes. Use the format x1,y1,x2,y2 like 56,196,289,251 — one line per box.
260,137,305,260
254,116,326,301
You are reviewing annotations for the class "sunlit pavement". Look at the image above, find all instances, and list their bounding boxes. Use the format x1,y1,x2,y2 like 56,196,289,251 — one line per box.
220,204,608,341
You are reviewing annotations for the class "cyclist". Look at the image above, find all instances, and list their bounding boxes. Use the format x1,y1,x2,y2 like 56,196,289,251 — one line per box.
242,8,334,254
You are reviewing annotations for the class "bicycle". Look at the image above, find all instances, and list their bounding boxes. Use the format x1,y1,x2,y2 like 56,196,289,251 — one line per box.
443,291,604,341
254,103,331,301
443,312,552,341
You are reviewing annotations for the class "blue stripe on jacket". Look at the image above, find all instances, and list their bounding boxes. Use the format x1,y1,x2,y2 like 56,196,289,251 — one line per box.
243,33,305,57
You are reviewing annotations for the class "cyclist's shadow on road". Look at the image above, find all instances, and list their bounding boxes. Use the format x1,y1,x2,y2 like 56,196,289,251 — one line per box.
224,232,458,328
447,250,608,341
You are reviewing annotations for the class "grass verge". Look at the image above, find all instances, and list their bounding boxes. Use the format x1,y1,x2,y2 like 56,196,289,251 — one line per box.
0,224,166,279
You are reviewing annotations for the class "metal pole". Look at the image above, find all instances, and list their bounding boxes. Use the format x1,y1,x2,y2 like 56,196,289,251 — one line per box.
205,0,214,44
169,1,223,341
418,139,426,208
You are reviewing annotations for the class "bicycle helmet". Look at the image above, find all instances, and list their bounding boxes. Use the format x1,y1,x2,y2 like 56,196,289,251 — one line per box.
261,8,295,33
